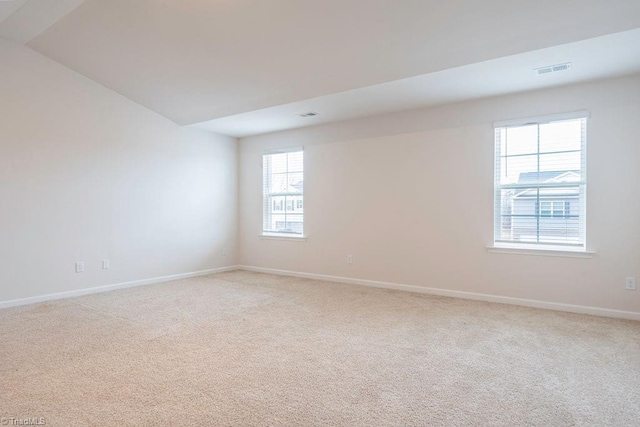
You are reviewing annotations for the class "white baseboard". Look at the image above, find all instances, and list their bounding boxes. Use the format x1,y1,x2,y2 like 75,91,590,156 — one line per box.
4,264,637,322
0,265,239,309
238,265,640,322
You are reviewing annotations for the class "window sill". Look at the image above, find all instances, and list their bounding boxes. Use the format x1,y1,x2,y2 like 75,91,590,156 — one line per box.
260,233,307,242
486,244,595,258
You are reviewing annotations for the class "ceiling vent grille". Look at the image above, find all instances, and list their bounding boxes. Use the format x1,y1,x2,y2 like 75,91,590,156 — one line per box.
298,112,319,118
535,62,572,76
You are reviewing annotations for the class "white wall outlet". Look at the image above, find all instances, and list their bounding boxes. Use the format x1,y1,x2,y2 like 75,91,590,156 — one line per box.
222,247,228,257
75,262,85,273
102,260,110,270
346,255,353,264
625,277,636,291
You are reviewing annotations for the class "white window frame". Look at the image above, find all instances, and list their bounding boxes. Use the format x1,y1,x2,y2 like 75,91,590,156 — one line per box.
261,147,306,240
491,111,589,254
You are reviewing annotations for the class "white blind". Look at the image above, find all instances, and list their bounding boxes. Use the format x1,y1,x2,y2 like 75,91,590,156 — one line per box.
494,115,587,248
263,149,304,235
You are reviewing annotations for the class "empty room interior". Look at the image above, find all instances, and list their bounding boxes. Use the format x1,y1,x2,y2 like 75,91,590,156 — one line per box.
1,1,640,426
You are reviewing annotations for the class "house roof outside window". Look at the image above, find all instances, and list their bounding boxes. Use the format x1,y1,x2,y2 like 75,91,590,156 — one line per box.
514,170,580,198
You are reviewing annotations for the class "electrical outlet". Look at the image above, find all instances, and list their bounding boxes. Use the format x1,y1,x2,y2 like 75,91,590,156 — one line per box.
346,255,353,264
222,247,228,257
102,260,110,270
625,277,636,291
75,262,85,273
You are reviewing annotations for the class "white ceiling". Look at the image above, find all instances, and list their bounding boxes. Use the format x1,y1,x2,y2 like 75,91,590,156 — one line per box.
0,0,86,44
0,0,27,25
192,29,640,137
2,0,640,137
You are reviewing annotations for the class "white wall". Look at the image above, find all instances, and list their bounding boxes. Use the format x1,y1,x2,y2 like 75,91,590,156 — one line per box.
0,39,238,303
239,74,640,314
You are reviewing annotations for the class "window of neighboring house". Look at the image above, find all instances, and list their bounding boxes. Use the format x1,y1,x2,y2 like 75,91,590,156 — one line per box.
494,113,587,249
263,148,304,236
537,201,568,218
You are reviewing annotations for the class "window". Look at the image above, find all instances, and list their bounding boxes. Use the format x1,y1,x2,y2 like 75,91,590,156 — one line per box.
263,149,304,236
537,201,569,218
494,113,587,249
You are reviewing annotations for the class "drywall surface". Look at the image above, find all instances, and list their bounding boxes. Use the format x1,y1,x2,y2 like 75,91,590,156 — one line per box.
0,39,238,302
239,75,640,313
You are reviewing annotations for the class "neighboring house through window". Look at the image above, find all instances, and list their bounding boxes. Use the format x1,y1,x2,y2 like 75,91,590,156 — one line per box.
263,148,304,236
494,113,587,249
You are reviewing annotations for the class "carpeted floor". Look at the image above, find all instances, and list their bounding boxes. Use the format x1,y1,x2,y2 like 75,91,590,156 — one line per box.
1,271,639,426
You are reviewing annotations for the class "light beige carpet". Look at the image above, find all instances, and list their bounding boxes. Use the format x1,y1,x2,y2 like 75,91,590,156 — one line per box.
1,271,639,426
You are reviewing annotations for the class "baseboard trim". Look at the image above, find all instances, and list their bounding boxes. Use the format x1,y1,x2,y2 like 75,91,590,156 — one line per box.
5,264,637,321
0,265,240,309
238,265,640,321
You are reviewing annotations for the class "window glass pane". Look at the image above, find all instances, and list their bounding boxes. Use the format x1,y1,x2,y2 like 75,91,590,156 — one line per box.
539,120,582,153
503,124,538,156
538,151,581,176
510,188,538,216
539,217,581,244
552,202,564,217
496,128,506,156
272,197,285,211
500,154,539,185
496,188,528,241
270,172,289,193
540,201,552,217
269,153,288,173
286,151,304,173
274,221,304,234
285,199,294,211
287,172,304,193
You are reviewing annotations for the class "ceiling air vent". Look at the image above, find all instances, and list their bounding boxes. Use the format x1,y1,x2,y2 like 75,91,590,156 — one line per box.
298,112,319,118
535,62,572,76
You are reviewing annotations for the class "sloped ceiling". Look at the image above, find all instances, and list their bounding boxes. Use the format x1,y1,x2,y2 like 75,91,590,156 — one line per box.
0,0,86,44
0,0,27,25
2,0,640,136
